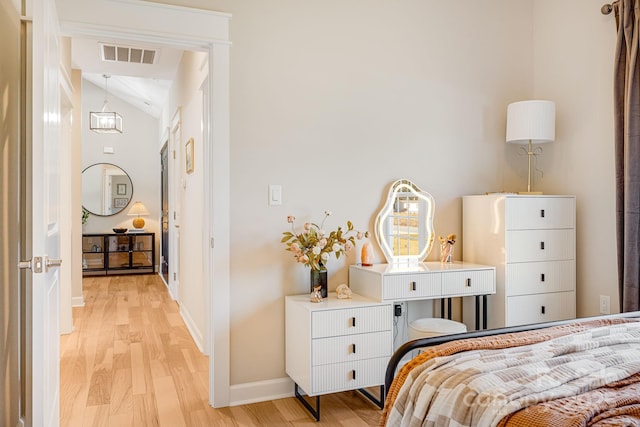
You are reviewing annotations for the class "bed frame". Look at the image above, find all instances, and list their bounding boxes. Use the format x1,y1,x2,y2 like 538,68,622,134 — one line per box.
383,311,640,401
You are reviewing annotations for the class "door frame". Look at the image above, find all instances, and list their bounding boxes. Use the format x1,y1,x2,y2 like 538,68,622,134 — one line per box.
57,0,231,407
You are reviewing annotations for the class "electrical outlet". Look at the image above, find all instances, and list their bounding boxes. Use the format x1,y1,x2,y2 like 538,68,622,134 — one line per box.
599,295,610,315
394,304,402,317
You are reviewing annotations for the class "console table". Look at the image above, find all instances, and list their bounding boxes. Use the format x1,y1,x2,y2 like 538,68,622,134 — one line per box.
82,233,155,276
349,261,496,330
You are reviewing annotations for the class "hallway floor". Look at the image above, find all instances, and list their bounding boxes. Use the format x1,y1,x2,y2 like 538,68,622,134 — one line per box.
60,274,381,426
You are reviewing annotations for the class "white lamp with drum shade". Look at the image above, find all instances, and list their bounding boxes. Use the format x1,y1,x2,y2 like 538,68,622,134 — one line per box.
506,100,555,194
127,201,150,230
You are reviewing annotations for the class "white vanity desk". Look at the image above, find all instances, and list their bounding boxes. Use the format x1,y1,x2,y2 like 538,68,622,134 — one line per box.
349,261,496,330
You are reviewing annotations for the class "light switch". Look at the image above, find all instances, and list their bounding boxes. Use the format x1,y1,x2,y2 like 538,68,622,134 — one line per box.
269,185,282,206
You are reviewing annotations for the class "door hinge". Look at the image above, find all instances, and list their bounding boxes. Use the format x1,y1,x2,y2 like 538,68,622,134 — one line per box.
173,272,177,281
172,150,176,159
210,237,214,248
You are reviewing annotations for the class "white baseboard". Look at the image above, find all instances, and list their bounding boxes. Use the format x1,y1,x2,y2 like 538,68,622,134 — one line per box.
179,304,204,353
71,296,85,307
229,377,294,407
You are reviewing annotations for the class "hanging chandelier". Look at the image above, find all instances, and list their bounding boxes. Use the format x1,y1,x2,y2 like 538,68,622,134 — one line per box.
89,74,123,133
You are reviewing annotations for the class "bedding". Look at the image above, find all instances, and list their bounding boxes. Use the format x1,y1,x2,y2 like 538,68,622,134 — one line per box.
381,318,640,427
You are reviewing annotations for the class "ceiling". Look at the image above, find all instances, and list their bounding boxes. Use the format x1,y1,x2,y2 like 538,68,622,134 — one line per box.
72,37,185,118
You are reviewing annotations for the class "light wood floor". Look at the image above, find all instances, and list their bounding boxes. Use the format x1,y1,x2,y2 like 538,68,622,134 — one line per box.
60,274,383,426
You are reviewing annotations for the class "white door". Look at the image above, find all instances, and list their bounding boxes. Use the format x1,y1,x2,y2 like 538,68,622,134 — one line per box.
23,0,62,425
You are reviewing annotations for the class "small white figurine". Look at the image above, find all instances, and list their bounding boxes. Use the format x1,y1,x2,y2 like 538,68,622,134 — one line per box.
336,284,352,299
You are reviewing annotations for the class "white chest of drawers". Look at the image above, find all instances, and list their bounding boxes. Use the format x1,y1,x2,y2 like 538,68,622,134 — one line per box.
462,194,576,329
285,293,393,399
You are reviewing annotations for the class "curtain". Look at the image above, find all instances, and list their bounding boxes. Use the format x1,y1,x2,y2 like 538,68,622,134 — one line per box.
615,0,640,311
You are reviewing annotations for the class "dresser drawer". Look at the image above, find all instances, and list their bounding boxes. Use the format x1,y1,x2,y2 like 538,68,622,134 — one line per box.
506,260,575,296
506,229,575,263
312,305,392,338
311,357,387,394
505,291,576,326
312,331,392,366
381,272,441,300
441,269,495,297
506,197,575,230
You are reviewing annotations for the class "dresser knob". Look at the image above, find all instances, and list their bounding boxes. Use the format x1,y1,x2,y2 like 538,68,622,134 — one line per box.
351,370,356,380
466,278,471,287
541,305,546,314
411,281,417,291
351,317,356,327
540,209,545,218
351,343,356,354
540,241,545,250
541,273,545,282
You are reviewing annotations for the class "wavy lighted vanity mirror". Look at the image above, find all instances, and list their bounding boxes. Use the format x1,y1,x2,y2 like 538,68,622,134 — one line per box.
374,178,435,264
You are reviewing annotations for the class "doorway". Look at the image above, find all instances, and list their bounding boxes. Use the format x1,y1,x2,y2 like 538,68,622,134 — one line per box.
59,1,231,408
160,142,169,285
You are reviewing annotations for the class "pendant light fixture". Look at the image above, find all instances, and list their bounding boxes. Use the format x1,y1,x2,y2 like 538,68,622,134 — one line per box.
89,74,123,133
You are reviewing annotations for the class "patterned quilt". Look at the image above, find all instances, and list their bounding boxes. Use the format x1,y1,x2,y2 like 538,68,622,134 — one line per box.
382,319,640,427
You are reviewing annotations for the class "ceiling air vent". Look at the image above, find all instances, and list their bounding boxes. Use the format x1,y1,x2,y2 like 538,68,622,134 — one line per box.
101,43,157,65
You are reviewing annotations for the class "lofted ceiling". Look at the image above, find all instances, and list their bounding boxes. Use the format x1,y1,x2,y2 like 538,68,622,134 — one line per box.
71,37,184,119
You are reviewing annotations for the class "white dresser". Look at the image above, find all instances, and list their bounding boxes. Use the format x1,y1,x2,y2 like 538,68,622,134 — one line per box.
462,194,576,330
285,293,392,419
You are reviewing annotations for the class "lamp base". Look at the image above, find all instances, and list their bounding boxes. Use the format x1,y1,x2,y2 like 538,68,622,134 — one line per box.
518,191,543,195
132,217,145,228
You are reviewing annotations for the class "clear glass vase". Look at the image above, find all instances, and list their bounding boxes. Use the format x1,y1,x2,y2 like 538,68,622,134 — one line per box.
440,242,454,263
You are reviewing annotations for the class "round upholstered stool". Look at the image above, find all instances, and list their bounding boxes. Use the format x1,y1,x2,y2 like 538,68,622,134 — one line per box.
408,317,467,340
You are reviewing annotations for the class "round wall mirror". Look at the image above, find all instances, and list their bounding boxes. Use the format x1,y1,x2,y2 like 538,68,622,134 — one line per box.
82,163,133,216
374,179,435,264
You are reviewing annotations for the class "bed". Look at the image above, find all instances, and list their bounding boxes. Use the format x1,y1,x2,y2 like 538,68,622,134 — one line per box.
380,312,640,426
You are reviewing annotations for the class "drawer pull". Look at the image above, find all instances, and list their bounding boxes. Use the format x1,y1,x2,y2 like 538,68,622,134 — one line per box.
351,370,356,380
466,278,471,287
351,343,356,354
351,317,356,327
541,273,545,282
540,241,545,250
541,305,546,314
540,209,545,218
411,281,417,291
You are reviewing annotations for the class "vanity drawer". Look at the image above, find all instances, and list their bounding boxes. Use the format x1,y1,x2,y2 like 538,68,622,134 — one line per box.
382,273,441,300
311,357,387,394
312,331,392,366
312,305,392,338
506,260,575,296
506,197,575,230
441,269,495,297
506,291,576,326
506,229,575,263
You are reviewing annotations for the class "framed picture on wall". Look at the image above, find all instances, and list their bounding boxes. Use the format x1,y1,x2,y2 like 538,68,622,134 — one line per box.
114,198,128,208
117,183,127,195
186,137,194,174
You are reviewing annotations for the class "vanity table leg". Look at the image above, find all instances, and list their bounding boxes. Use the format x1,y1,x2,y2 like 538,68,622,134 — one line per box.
483,295,488,329
440,298,453,320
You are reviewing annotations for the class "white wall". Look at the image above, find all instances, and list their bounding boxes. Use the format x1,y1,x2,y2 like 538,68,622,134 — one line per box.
158,0,534,390
149,0,620,403
81,79,161,265
532,0,618,314
162,50,208,348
